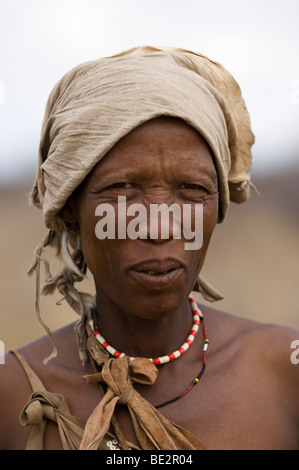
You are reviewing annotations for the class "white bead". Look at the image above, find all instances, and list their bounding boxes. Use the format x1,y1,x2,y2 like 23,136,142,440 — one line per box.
158,355,171,364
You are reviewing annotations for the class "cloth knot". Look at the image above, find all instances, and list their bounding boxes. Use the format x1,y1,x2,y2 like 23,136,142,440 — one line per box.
104,356,158,401
20,391,68,426
102,358,134,404
80,354,207,450
20,390,85,450
80,356,159,450
83,356,159,406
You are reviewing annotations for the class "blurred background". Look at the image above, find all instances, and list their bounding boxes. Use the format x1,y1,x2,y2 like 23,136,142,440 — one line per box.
0,0,298,352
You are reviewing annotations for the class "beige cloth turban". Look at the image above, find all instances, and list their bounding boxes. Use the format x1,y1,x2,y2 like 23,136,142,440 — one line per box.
28,46,255,362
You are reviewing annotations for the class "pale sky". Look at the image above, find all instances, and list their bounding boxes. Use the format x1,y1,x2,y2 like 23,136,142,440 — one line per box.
0,0,299,183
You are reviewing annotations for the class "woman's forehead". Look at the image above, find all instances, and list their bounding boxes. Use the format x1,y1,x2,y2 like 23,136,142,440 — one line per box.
111,116,209,148
89,117,216,176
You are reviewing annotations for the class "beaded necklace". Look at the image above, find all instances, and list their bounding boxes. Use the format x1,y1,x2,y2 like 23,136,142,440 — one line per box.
89,294,208,409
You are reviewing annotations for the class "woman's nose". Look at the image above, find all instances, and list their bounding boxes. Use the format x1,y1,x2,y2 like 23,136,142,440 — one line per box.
134,203,182,243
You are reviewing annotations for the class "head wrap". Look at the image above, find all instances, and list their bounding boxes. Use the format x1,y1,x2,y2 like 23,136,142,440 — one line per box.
28,46,255,363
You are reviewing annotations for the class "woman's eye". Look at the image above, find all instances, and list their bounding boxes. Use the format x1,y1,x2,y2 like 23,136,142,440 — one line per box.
178,183,212,200
110,182,135,189
180,183,205,190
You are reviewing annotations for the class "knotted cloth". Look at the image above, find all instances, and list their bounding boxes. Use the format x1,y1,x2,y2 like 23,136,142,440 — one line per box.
20,390,85,450
12,349,85,450
80,358,207,450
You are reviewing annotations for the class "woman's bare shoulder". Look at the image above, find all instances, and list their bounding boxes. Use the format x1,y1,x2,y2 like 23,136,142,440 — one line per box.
204,303,299,422
0,322,82,449
242,319,299,429
202,301,299,355
0,348,33,449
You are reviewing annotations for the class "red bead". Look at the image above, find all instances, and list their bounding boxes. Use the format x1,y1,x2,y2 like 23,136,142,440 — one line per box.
168,353,176,361
153,358,160,365
178,347,186,355
102,341,109,349
114,351,121,358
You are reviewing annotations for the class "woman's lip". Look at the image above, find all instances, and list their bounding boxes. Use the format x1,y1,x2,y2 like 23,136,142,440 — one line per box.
129,266,184,289
131,259,182,273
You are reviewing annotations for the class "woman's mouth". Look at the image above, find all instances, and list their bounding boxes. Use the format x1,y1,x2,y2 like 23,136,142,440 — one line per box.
129,260,184,288
147,270,171,276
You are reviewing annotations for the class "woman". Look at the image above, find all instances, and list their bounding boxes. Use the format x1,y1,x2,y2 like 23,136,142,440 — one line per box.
1,46,298,450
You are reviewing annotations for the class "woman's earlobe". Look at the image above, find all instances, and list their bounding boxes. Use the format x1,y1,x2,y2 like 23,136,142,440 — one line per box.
59,199,78,224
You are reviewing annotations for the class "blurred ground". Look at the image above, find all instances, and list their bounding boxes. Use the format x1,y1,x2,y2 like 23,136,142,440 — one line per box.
0,166,298,352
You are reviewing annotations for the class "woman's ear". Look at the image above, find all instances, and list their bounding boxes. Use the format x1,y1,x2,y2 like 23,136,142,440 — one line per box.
59,198,79,224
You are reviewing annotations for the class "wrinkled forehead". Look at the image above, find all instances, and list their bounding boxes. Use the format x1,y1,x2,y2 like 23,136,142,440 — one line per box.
83,116,218,186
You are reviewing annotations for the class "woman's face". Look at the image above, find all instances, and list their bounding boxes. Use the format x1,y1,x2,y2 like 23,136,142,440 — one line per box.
70,117,218,319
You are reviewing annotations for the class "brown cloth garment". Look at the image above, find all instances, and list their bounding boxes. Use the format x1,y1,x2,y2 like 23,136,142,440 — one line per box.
12,320,208,450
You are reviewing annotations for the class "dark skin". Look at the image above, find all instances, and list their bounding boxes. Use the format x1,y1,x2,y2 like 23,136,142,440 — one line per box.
1,117,299,450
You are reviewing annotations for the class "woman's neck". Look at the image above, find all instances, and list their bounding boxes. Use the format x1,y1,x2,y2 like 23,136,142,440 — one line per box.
93,288,193,360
